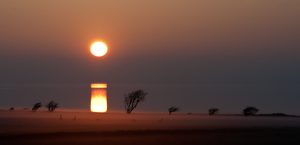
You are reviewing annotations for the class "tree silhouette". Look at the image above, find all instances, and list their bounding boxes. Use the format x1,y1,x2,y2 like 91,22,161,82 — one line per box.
32,102,42,111
46,101,58,112
9,107,14,111
243,106,259,116
168,107,179,115
124,89,147,114
208,108,219,115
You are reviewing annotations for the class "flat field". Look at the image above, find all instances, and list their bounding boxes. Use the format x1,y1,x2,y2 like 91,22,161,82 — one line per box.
0,110,299,145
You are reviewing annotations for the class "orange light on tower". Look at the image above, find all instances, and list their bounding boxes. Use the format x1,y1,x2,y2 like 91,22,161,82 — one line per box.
90,83,108,113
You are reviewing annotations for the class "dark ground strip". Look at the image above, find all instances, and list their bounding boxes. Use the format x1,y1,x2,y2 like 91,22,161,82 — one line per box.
1,128,300,145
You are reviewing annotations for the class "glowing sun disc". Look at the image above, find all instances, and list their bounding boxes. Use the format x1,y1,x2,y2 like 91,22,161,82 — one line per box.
90,41,108,57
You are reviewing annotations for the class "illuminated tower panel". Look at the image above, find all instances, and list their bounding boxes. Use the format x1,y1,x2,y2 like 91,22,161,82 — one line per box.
90,83,107,112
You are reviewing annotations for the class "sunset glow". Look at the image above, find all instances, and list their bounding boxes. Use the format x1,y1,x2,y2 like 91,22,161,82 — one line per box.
90,41,108,57
90,83,107,113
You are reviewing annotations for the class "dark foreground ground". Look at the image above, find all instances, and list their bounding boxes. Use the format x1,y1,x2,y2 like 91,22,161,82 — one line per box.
1,111,300,145
1,128,300,145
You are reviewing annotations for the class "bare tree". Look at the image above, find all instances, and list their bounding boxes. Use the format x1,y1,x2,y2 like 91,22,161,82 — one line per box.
46,101,58,112
243,106,259,116
32,102,42,111
9,107,14,111
168,107,179,115
124,89,147,114
208,108,219,115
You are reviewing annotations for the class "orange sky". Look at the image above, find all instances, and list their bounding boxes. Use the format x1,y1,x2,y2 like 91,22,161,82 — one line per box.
0,0,299,113
1,0,299,58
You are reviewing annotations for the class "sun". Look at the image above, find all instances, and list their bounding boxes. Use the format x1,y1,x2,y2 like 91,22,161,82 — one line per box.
90,41,108,57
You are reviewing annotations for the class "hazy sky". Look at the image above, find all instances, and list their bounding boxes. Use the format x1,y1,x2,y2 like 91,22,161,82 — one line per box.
0,0,299,114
